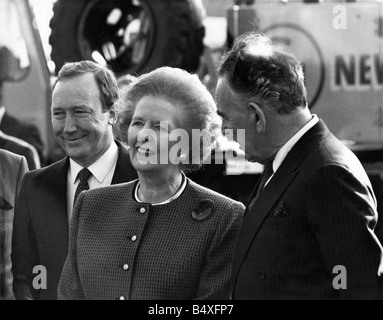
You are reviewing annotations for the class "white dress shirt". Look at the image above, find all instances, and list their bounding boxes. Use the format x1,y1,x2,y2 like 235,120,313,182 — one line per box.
67,141,119,222
265,114,319,187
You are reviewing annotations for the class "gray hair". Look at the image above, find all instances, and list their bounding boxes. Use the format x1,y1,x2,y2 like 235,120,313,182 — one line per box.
117,67,222,171
55,60,120,112
218,32,307,114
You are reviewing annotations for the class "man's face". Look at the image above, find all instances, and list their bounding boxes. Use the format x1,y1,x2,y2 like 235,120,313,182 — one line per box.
215,77,259,161
51,73,114,167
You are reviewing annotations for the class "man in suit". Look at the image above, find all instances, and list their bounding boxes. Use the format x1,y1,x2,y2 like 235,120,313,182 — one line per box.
215,32,383,299
0,150,28,300
12,61,137,300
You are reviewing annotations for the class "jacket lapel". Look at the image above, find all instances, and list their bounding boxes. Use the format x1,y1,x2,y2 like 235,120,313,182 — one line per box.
43,157,70,245
231,120,330,287
111,140,137,184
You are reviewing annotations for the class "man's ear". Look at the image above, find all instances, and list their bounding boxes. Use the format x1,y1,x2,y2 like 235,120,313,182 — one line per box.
249,102,266,133
108,107,117,125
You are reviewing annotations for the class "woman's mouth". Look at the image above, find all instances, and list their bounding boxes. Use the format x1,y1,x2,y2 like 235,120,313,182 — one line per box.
137,147,153,157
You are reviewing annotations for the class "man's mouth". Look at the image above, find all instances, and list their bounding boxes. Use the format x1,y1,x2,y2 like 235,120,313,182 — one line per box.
64,136,84,142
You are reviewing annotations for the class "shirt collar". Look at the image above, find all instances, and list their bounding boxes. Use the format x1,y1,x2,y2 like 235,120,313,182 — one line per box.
69,141,119,184
134,172,187,206
0,106,6,125
273,114,319,173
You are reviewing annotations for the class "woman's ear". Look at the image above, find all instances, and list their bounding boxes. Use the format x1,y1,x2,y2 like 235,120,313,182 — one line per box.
249,102,266,133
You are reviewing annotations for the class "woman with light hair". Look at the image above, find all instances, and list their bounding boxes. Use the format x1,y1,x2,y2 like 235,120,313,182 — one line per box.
58,67,244,300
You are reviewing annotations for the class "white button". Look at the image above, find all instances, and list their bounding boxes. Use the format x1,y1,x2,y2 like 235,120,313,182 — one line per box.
123,264,129,270
131,235,137,242
140,207,146,214
119,296,125,300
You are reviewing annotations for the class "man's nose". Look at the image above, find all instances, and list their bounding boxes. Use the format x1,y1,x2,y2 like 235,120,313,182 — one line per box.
63,114,77,134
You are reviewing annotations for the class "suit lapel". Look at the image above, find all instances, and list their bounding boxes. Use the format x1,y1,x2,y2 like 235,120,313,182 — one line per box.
111,140,137,184
42,157,70,246
231,120,330,287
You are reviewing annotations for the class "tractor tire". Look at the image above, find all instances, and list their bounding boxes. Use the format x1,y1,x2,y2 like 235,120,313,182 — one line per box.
49,0,205,76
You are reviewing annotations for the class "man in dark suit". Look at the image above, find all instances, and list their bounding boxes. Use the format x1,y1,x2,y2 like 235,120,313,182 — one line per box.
0,150,28,300
215,32,383,300
12,61,137,300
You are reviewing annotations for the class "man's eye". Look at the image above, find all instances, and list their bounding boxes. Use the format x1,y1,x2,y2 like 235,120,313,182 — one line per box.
74,110,89,116
131,121,143,127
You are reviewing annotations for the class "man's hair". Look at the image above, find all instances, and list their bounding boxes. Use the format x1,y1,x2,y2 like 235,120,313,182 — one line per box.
55,60,120,112
218,32,307,114
117,66,221,171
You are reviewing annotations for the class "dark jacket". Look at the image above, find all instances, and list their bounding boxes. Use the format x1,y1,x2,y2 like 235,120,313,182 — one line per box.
58,179,244,300
0,150,28,300
232,120,383,300
11,141,137,300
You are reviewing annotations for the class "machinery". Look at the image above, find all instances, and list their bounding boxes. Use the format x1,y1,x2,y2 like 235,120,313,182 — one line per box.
1,0,206,163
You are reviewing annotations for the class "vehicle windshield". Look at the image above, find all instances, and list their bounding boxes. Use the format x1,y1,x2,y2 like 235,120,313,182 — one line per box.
0,0,30,82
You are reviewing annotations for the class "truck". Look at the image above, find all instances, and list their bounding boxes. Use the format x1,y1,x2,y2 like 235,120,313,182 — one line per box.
1,0,206,164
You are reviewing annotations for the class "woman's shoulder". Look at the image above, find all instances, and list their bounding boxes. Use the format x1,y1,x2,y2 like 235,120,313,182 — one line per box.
186,178,245,210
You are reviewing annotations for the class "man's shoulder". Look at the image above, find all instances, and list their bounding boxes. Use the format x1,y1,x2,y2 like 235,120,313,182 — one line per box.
313,131,361,166
24,157,68,181
186,178,245,210
0,150,26,184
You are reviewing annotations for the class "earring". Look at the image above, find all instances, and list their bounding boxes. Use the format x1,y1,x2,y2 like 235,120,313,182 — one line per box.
179,154,186,161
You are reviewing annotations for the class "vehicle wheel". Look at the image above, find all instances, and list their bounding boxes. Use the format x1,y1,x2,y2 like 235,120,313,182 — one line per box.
49,0,205,76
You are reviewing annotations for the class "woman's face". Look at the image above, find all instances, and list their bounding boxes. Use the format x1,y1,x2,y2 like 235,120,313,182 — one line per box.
127,95,186,172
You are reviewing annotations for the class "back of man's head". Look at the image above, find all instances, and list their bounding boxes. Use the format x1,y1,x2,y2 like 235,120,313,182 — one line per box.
55,60,120,112
218,32,307,114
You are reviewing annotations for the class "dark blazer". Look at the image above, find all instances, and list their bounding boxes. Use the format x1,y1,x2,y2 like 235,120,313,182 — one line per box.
0,111,44,162
11,141,137,300
0,131,40,170
232,120,383,300
58,179,245,300
0,150,28,300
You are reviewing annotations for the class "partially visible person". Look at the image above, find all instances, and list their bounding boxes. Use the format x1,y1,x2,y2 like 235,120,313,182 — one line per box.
114,74,137,141
0,149,28,300
0,103,44,164
215,32,383,300
117,74,137,89
12,60,137,300
58,66,244,300
0,130,40,170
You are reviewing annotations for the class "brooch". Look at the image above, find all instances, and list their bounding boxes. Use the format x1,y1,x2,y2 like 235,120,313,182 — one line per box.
191,199,215,221
274,201,289,218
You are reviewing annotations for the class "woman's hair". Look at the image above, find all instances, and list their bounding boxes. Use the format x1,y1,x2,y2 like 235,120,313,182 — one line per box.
218,32,307,114
55,60,120,112
116,66,222,171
